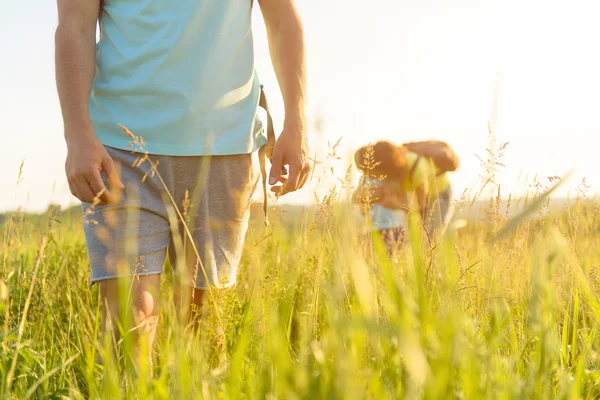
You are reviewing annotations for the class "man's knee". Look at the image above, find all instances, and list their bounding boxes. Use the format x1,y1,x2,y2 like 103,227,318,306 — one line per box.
134,288,157,318
132,275,160,329
98,275,160,327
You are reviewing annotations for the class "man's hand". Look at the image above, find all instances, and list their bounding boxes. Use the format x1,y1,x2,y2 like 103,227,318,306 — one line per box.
65,132,123,204
269,121,311,196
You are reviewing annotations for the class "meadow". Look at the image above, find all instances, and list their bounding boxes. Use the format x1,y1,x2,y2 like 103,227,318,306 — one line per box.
1,148,600,399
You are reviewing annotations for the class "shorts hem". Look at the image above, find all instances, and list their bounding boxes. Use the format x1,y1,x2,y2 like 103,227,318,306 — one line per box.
172,273,237,290
89,273,237,290
89,271,163,286
195,281,237,291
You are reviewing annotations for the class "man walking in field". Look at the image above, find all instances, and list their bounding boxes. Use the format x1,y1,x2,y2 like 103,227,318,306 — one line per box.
55,0,309,361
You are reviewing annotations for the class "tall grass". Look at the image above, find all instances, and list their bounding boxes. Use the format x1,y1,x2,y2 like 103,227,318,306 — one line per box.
2,136,600,398
2,186,600,398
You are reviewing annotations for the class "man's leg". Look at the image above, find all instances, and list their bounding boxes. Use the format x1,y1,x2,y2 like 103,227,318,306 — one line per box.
83,146,173,366
173,279,206,328
98,275,160,366
168,152,257,364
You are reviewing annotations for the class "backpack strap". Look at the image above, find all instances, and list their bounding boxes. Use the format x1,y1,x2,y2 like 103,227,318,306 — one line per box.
250,0,278,226
258,86,275,226
258,86,276,156
98,0,105,26
257,85,287,226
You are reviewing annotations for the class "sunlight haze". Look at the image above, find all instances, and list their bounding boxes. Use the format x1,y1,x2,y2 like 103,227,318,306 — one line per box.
1,0,598,212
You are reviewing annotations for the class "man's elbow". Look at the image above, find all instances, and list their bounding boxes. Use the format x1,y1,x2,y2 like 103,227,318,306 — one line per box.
287,11,304,35
55,25,69,47
285,15,304,39
265,7,304,39
55,21,96,47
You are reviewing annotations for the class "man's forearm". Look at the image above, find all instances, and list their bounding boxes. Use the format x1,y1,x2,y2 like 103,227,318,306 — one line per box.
55,24,97,140
263,6,307,129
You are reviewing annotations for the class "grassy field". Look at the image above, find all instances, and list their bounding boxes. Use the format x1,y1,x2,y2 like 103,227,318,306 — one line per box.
1,177,600,399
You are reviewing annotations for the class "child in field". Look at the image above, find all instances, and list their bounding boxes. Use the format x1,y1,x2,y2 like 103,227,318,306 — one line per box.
354,141,458,236
352,168,409,253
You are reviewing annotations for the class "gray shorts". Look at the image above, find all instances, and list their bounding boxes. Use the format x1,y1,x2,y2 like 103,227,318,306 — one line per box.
82,146,258,289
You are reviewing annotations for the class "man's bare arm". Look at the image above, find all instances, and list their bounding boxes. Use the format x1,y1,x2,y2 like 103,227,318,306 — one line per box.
55,0,97,136
55,0,122,204
258,0,310,196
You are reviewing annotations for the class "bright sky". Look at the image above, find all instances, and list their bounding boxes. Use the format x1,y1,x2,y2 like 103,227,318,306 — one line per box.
2,0,599,212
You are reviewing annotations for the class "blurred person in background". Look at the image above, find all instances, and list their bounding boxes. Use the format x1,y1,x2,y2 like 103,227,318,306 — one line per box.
352,165,409,254
353,140,459,240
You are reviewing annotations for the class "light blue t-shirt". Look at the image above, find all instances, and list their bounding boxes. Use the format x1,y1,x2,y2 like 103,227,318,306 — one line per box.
361,178,406,232
90,0,267,156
